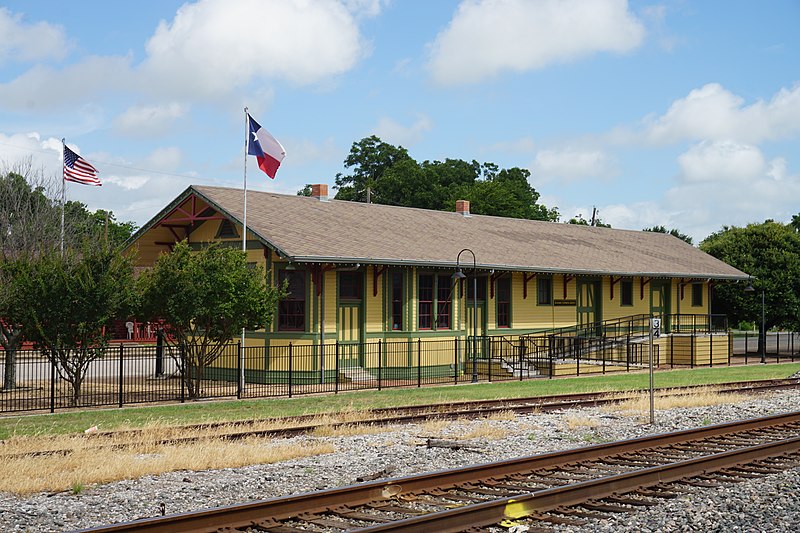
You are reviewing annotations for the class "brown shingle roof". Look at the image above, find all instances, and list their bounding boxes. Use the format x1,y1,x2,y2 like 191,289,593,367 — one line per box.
170,185,748,279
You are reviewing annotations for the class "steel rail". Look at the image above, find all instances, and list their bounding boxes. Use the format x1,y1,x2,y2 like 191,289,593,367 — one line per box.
355,436,800,532
7,378,799,461
73,410,800,533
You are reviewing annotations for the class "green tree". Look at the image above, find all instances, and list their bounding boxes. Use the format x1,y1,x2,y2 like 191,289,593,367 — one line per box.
334,135,413,202
0,259,28,390
791,212,800,232
568,212,611,228
297,184,313,196
700,220,800,352
137,241,284,398
462,166,559,221
644,225,693,245
15,246,136,405
65,202,138,249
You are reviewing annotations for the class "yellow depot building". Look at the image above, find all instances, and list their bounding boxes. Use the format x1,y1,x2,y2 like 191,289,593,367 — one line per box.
125,184,749,383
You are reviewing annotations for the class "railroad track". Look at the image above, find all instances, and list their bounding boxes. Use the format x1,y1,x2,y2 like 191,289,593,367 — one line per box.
4,378,799,460
75,410,800,532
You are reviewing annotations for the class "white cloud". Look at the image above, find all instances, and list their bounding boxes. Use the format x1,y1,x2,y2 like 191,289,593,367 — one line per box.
142,147,183,170
0,56,134,112
373,114,433,146
141,0,368,98
677,141,767,183
0,8,70,65
644,83,800,145
114,103,189,137
428,0,644,85
286,137,339,165
531,147,616,183
344,0,388,18
0,132,63,179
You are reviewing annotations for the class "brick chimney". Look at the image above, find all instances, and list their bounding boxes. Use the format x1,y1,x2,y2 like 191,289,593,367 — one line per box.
456,199,471,217
311,183,328,202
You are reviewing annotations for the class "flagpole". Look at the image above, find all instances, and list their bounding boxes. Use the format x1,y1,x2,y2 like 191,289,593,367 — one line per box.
60,138,66,257
240,107,249,394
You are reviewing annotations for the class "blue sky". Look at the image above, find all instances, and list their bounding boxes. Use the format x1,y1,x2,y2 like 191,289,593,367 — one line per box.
0,0,797,242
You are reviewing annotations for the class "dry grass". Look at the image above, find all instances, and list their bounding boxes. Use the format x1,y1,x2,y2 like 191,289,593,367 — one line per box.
563,414,601,429
310,423,390,438
2,438,334,495
603,388,748,414
457,422,511,440
483,410,517,421
417,417,455,435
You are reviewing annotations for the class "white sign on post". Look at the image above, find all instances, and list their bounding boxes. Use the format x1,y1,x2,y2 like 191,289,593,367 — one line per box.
651,318,661,339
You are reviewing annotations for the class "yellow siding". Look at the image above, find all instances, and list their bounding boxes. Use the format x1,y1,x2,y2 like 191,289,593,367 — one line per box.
365,267,383,333
324,270,337,335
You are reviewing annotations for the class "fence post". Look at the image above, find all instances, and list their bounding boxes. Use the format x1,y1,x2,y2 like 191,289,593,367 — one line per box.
118,343,124,408
237,341,243,399
487,338,492,382
670,335,675,368
518,338,524,382
377,340,382,391
728,332,732,366
288,343,293,398
417,338,422,388
155,328,164,377
690,333,695,368
179,344,185,404
50,354,56,413
335,342,339,394
709,333,713,368
453,337,458,385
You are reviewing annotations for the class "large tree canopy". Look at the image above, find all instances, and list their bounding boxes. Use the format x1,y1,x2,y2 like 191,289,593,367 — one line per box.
14,245,136,404
137,241,284,398
700,220,800,332
1,165,138,255
643,225,693,245
331,136,557,221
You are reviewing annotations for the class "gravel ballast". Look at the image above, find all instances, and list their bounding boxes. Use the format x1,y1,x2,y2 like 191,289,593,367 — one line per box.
2,390,800,532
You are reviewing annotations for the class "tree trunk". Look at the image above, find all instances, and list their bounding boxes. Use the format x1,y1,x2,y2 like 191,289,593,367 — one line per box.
3,346,16,390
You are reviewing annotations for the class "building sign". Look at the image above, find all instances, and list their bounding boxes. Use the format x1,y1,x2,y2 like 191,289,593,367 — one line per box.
554,299,576,306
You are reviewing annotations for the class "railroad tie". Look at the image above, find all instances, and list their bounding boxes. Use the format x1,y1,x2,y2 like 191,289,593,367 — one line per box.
580,501,634,513
604,495,659,506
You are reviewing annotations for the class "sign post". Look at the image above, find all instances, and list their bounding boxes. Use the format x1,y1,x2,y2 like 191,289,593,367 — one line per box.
649,317,661,425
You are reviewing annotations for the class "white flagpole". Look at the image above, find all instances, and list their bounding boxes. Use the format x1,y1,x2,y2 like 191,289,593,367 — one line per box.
240,107,249,393
60,138,66,257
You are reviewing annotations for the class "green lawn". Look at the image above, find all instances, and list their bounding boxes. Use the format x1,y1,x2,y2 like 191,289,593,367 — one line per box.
2,363,799,439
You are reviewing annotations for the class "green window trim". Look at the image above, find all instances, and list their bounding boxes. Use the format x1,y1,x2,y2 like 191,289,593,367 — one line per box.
620,279,634,307
495,276,511,328
691,282,703,307
417,272,454,331
387,270,405,331
277,268,308,332
537,276,553,306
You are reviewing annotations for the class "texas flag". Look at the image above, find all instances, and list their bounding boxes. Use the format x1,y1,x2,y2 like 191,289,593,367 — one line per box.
247,114,286,179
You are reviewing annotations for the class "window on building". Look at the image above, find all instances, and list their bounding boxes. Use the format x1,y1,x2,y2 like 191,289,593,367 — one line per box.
691,283,703,307
418,274,434,329
339,271,362,300
436,274,452,329
537,277,552,305
278,270,305,331
466,276,487,301
391,272,403,330
496,276,511,328
621,280,633,306
418,274,453,330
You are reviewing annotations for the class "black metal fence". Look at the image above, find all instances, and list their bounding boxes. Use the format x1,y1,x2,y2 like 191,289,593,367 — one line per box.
1,325,798,415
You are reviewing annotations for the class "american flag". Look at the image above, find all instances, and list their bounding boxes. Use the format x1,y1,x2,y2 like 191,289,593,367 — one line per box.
63,145,101,186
